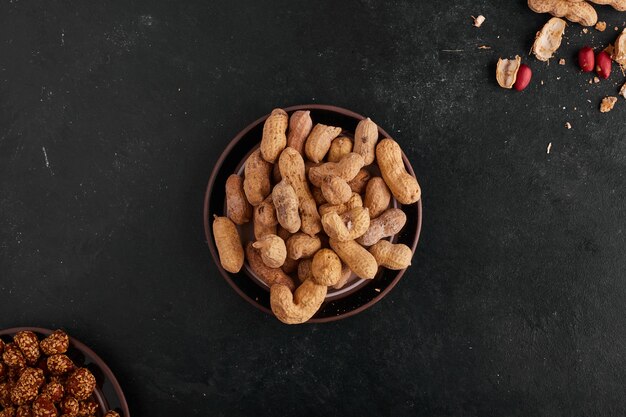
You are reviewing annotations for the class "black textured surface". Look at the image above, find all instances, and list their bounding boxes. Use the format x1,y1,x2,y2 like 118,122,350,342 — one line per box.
1,1,626,416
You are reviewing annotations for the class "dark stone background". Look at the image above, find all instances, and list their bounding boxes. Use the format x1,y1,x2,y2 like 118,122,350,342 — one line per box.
1,0,625,416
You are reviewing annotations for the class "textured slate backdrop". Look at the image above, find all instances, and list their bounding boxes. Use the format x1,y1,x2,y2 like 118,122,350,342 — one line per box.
1,0,626,416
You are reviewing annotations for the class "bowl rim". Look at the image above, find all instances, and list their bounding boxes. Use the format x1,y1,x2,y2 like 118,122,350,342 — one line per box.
203,104,423,323
0,326,130,416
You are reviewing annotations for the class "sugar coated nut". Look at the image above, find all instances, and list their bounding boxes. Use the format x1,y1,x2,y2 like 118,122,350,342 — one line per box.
308,153,364,188
531,17,566,61
11,367,45,405
286,110,313,155
369,240,413,270
252,234,287,268
0,382,12,407
16,405,31,417
253,197,278,239
243,149,272,206
272,180,301,233
346,168,371,194
364,177,391,219
329,238,378,279
595,51,612,79
246,243,295,290
357,208,407,247
40,331,69,356
304,123,342,163
0,339,5,355
32,394,57,417
42,381,64,403
286,233,322,260
311,249,342,286
513,64,532,91
578,46,595,72
496,55,521,89
278,147,322,236
376,139,421,204
212,216,244,274
3,344,26,369
14,332,40,366
318,193,363,217
65,368,96,401
321,207,370,242
0,407,15,417
320,175,352,205
528,0,597,26
353,118,379,166
225,174,252,225
270,279,327,324
104,412,121,417
61,396,79,416
78,400,98,416
260,108,288,163
327,136,353,163
47,354,74,375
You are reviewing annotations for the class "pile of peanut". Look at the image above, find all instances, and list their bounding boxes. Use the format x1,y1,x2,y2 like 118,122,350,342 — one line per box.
213,108,421,324
0,330,121,417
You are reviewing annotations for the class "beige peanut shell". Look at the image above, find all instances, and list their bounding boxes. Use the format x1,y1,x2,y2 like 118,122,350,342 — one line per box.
311,186,327,205
260,108,288,163
270,279,327,324
528,0,599,26
357,208,406,247
212,216,244,273
311,248,342,286
246,243,295,290
226,174,252,225
297,258,313,283
332,264,352,290
369,240,412,270
278,147,322,236
321,207,370,242
376,138,421,205
319,193,363,216
329,238,378,279
286,232,322,260
252,234,287,268
327,136,353,163
353,118,379,166
347,168,371,194
308,153,364,187
364,177,391,219
321,175,352,205
253,197,278,239
272,180,301,233
282,257,299,274
286,110,313,155
243,149,272,206
304,123,342,163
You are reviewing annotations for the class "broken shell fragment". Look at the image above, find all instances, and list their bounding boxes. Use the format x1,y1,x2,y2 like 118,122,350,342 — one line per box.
532,17,566,61
496,55,521,89
612,29,626,66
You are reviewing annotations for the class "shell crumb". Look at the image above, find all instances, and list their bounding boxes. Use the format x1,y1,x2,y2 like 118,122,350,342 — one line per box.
565,122,572,129
595,21,607,32
472,15,485,28
600,96,617,113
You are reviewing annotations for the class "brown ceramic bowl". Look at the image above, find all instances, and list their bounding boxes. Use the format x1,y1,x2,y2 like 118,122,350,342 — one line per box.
204,104,422,322
0,327,130,417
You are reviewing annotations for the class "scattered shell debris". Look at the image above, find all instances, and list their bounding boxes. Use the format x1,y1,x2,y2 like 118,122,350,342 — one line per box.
559,58,566,65
472,15,485,28
600,96,617,112
595,21,607,32
565,122,572,129
547,143,552,154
